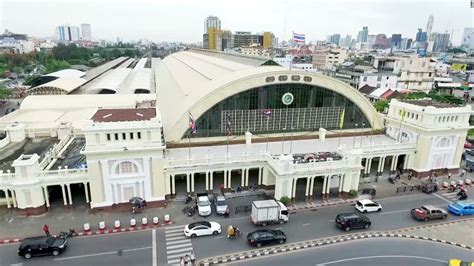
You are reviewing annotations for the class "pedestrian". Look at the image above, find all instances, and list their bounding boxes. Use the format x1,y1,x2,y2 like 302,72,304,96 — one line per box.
224,207,230,218
189,251,196,265
43,224,50,236
461,169,466,178
448,172,451,180
408,171,412,180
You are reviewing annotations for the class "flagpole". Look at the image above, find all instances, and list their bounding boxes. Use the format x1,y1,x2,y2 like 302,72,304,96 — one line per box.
226,134,229,156
266,116,269,153
188,131,191,159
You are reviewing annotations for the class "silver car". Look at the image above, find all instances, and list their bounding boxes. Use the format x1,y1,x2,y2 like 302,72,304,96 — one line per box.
215,195,228,215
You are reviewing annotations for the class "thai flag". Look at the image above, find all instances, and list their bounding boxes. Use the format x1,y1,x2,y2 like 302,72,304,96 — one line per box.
262,109,272,117
226,114,232,136
293,32,305,43
188,111,197,135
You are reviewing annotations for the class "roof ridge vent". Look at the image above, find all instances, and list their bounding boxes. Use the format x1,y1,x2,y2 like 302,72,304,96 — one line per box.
102,114,112,119
136,112,144,117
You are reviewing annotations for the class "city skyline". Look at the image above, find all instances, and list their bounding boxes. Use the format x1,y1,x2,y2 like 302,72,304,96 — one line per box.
0,0,472,44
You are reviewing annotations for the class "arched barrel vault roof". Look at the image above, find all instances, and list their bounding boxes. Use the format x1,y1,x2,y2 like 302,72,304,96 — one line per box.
156,50,382,143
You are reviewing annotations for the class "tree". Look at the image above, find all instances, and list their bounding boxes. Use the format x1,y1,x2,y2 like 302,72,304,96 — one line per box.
447,47,466,54
0,86,12,101
374,100,389,112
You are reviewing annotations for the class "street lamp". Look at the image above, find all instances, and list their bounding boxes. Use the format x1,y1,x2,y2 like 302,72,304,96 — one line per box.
352,123,358,148
359,122,366,147
281,128,286,154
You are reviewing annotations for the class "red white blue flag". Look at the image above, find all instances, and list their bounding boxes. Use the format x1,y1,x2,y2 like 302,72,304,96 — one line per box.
189,111,197,135
293,32,305,43
226,114,232,136
262,109,272,117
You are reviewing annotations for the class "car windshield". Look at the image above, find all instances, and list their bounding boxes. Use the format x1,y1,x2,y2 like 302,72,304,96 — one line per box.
198,199,210,206
452,203,464,209
189,222,210,229
216,200,227,206
45,237,55,246
420,206,429,212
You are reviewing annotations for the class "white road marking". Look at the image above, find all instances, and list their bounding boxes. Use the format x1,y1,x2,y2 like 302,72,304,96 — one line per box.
274,227,283,230
167,258,181,264
152,229,157,266
166,243,192,250
215,236,225,239
317,255,446,265
166,235,187,241
303,223,310,226
54,246,151,261
165,227,185,233
8,218,13,223
166,247,193,255
433,193,454,204
167,253,191,259
166,239,191,245
166,231,184,237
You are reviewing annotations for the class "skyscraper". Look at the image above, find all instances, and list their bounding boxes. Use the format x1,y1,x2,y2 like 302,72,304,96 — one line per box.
204,16,221,33
81,24,92,40
426,15,434,36
431,33,450,52
415,28,428,42
203,15,222,50
55,25,80,41
357,26,369,43
330,34,340,46
391,34,402,49
461,28,474,50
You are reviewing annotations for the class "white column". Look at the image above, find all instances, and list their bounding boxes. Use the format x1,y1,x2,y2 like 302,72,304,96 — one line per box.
364,158,369,175
205,172,209,191
393,155,399,171
305,177,311,196
43,186,50,207
228,170,232,188
12,190,17,208
245,168,249,187
186,174,191,193
367,158,373,176
84,183,90,203
377,157,383,174
241,169,245,187
403,154,409,169
4,189,11,208
66,184,73,205
390,156,396,172
210,172,214,190
61,185,67,205
292,178,297,198
326,175,331,194
309,177,315,196
191,173,195,192
224,170,227,188
380,157,386,174
322,176,328,197
338,174,344,192
171,174,176,195
258,167,262,185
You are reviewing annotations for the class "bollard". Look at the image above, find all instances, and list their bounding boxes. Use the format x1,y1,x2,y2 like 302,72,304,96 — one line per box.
457,180,464,186
83,223,91,232
130,218,137,228
153,217,159,225
164,214,171,225
141,217,148,226
442,181,449,188
114,220,121,229
450,181,457,187
99,221,106,231
465,179,472,186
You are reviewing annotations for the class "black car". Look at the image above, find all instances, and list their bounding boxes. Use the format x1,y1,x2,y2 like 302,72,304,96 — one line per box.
420,181,438,194
466,149,474,156
18,236,67,259
335,213,371,231
247,229,286,247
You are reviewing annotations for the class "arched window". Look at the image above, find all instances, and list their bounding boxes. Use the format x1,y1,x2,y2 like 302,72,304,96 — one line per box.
115,161,139,174
436,137,451,148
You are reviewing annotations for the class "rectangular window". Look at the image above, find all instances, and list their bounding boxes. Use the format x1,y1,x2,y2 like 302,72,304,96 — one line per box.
106,133,111,141
130,132,134,139
122,133,126,140
114,133,119,140
137,132,142,139
377,76,382,81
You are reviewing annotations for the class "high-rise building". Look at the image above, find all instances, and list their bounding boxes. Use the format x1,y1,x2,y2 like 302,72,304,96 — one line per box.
357,26,369,43
415,28,428,43
391,34,402,49
262,32,274,48
204,16,221,33
330,34,340,46
373,34,388,48
81,24,92,40
55,25,80,41
431,33,450,52
400,38,413,50
233,31,262,47
221,30,233,50
342,35,352,48
461,28,474,50
207,28,222,51
426,15,434,36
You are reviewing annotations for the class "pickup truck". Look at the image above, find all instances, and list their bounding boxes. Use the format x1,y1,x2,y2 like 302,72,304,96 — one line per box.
410,205,447,221
196,193,212,217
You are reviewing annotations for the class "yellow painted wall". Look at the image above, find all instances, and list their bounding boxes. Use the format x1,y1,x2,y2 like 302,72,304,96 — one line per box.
207,28,220,50
263,32,273,48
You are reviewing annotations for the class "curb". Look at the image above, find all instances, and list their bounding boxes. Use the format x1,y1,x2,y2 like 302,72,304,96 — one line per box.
0,222,174,245
197,218,474,265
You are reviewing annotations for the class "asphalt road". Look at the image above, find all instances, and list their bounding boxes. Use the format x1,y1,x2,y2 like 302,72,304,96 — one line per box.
227,237,474,266
0,191,472,266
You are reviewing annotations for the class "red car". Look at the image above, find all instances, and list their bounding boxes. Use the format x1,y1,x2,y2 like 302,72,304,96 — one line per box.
465,141,473,149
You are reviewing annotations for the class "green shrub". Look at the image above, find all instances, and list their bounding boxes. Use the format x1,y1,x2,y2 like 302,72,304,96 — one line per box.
279,196,290,206
349,190,358,197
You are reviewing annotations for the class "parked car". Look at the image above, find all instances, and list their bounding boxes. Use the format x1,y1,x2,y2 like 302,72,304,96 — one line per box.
247,229,286,247
410,205,447,221
183,221,221,238
466,149,474,156
420,181,438,194
465,141,473,149
18,236,67,259
448,201,474,216
215,195,228,215
355,199,382,213
196,193,212,216
335,213,371,231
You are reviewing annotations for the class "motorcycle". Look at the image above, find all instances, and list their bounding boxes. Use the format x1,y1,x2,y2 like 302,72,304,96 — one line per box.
388,177,395,184
185,195,193,204
228,227,241,239
182,206,196,217
58,229,76,239
458,191,468,200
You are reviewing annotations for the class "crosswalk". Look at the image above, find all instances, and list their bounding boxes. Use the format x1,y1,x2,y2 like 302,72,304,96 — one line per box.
441,191,459,202
165,226,194,265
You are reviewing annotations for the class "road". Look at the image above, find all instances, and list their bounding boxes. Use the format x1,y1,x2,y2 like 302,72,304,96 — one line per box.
0,191,472,266
228,238,474,266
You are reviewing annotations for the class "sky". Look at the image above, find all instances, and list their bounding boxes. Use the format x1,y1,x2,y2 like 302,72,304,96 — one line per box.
0,0,473,45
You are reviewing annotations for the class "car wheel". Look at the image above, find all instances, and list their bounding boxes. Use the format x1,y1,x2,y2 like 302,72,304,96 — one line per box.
442,215,447,220
459,213,464,216
364,224,370,229
191,234,197,238
52,250,59,256
256,243,262,248
423,217,429,222
212,231,218,235
279,239,284,244
377,208,382,212
345,226,350,232
24,253,32,259
262,223,267,227
363,210,367,214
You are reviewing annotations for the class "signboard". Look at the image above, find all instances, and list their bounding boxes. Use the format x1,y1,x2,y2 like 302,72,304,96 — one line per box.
451,64,467,72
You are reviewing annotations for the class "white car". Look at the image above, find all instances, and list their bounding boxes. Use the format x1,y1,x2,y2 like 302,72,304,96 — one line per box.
196,194,212,216
183,221,221,238
355,199,382,213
